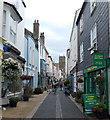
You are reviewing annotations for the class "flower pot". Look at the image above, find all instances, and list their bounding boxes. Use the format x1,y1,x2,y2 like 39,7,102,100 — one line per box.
10,101,18,107
23,96,29,101
95,110,108,119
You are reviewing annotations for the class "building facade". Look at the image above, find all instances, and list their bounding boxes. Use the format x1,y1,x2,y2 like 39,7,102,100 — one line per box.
24,28,39,89
59,56,66,78
1,0,26,105
0,0,3,102
68,9,80,92
76,1,110,114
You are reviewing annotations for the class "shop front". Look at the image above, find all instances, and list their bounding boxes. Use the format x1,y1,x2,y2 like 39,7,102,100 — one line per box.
83,64,109,113
107,58,110,115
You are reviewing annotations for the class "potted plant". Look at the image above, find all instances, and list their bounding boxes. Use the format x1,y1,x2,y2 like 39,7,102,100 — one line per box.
33,86,43,94
77,78,83,83
91,103,108,119
9,97,19,107
94,75,105,83
1,59,21,107
22,94,31,101
22,86,33,101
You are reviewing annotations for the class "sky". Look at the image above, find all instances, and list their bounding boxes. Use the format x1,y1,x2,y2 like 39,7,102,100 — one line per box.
24,0,84,62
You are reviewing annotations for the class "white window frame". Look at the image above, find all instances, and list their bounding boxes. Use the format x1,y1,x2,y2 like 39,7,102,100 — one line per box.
80,14,83,34
29,47,32,64
2,10,6,38
90,23,97,54
10,27,16,44
90,0,96,15
80,42,84,63
32,49,34,66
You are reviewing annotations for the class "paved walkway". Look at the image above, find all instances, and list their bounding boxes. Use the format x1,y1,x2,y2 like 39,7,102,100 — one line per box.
2,92,48,119
32,90,88,119
2,90,110,120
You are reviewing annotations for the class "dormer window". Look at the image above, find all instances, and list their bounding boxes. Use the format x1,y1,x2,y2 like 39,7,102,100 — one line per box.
90,0,96,15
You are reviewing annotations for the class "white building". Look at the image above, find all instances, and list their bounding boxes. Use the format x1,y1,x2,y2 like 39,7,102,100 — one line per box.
2,0,26,58
0,0,3,105
67,9,80,92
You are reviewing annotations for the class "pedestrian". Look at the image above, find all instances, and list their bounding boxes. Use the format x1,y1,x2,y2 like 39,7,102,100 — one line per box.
47,84,52,94
59,80,63,91
53,81,57,94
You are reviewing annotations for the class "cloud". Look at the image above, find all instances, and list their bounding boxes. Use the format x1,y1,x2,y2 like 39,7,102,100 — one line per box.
24,0,84,62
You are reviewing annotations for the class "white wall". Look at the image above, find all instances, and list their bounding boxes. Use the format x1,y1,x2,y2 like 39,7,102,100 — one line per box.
68,9,80,74
16,0,25,57
3,0,26,57
0,0,3,104
0,0,3,37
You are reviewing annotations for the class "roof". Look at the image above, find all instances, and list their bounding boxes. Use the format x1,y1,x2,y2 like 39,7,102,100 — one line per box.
76,0,87,25
21,0,26,8
4,2,23,23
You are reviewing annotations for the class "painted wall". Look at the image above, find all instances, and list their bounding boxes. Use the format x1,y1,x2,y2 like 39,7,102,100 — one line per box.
0,0,3,103
24,33,39,89
3,0,26,57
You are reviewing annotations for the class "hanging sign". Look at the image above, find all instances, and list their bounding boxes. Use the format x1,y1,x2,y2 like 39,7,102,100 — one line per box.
93,53,105,66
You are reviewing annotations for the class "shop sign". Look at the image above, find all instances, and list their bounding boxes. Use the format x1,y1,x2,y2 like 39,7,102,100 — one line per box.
82,94,98,114
93,53,105,66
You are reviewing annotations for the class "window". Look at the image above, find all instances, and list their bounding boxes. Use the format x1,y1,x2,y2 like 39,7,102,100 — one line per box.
10,27,16,44
29,47,32,64
80,14,83,34
80,42,84,62
90,23,97,53
32,50,34,66
2,10,6,38
90,0,96,15
10,13,17,44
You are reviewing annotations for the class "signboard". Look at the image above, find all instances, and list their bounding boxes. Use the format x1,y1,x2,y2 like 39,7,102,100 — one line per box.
93,53,105,66
83,65,104,73
82,94,98,114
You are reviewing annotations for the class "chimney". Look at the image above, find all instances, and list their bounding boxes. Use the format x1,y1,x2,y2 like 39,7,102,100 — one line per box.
33,20,39,49
40,32,45,45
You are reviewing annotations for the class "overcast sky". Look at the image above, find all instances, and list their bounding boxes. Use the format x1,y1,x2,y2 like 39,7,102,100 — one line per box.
24,0,84,62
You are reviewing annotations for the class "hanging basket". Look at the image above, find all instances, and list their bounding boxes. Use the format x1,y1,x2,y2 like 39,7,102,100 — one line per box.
77,78,83,83
94,75,105,83
20,75,32,80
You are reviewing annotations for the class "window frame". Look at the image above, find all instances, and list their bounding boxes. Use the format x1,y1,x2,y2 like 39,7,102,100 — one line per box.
80,14,83,34
90,0,96,15
2,10,7,38
90,23,97,54
80,42,84,63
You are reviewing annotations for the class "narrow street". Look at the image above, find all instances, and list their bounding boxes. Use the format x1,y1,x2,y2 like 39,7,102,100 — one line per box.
32,89,88,119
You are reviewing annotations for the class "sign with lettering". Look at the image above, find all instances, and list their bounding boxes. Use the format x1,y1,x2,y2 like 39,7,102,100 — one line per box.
93,53,105,66
82,94,98,114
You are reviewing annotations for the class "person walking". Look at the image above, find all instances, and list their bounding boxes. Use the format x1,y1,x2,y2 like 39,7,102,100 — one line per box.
53,81,57,94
